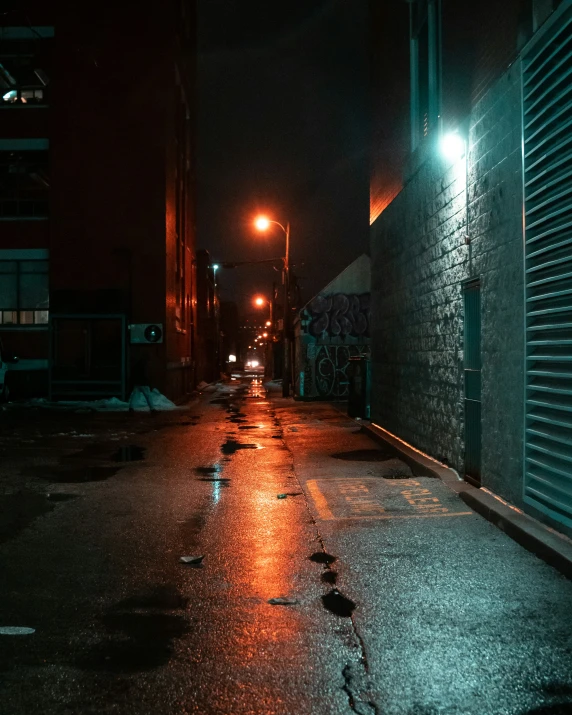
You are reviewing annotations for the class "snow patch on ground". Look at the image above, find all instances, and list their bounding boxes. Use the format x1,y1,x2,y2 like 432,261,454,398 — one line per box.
8,389,182,412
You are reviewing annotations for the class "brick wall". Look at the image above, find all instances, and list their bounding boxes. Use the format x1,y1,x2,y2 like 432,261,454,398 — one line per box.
371,60,524,504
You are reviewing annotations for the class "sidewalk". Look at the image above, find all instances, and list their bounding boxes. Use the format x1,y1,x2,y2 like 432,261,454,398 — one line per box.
273,398,572,715
360,420,572,581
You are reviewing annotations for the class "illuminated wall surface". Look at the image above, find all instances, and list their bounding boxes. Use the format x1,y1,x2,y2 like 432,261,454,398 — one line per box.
371,62,525,507
370,2,572,536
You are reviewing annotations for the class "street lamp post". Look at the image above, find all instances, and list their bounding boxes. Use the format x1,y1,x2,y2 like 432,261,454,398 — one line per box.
254,217,291,397
253,294,275,379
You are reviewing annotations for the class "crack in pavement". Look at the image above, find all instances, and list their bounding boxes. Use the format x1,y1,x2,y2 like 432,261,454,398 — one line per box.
273,405,380,715
342,663,378,715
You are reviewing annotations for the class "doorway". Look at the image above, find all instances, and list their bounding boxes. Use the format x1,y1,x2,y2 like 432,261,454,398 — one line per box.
464,280,481,485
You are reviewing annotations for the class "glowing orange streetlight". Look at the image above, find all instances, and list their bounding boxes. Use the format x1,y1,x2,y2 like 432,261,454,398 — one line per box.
263,332,268,338
253,214,291,397
254,296,265,307
254,216,271,231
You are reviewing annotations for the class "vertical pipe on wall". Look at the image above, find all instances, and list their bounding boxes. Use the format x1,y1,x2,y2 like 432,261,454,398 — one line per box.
409,2,419,151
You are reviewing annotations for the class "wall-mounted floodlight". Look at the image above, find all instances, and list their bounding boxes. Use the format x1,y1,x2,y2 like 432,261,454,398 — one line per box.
228,354,237,362
211,264,220,271
440,133,465,162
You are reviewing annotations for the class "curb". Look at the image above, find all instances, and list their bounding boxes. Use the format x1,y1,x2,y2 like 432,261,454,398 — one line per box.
361,421,463,488
458,488,572,579
360,420,572,581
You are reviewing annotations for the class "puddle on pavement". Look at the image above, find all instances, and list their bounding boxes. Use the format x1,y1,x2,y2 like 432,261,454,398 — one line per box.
195,466,220,475
114,585,189,611
25,465,123,483
321,590,356,618
221,440,259,455
46,493,79,502
0,492,54,545
321,570,338,585
331,449,393,461
238,425,262,430
180,512,207,550
210,398,230,405
62,444,113,461
112,445,145,462
309,552,337,565
228,417,247,423
80,612,189,673
374,457,415,479
198,478,231,485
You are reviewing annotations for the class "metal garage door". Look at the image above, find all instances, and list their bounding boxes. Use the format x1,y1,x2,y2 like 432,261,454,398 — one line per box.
522,4,572,528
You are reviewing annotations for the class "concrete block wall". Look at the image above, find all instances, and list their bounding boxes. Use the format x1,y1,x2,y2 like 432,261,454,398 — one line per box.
470,61,524,505
371,59,525,505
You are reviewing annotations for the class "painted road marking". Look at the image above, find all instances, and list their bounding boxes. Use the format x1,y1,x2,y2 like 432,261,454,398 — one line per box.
306,480,335,520
306,478,472,521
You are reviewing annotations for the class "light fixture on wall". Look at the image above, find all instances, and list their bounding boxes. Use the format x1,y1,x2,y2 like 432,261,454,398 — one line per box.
440,132,466,162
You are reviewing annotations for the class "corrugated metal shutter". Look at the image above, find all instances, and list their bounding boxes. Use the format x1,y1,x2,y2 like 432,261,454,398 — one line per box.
522,6,572,529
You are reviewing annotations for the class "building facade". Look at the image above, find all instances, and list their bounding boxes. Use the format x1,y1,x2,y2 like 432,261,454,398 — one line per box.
294,254,371,400
0,0,199,402
195,249,220,384
370,0,572,535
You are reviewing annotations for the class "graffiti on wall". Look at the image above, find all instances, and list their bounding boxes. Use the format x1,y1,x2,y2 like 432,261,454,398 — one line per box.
306,293,370,339
303,344,368,399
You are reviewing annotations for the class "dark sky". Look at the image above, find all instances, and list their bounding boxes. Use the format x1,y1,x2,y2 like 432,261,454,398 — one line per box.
196,0,369,313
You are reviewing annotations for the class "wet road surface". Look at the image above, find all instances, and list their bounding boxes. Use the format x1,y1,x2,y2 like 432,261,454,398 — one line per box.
1,378,572,714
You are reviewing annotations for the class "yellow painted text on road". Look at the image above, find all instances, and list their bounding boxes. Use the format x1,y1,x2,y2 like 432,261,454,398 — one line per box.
306,478,472,521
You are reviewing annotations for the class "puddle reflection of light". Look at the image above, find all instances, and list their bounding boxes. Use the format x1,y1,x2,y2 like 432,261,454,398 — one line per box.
212,479,221,504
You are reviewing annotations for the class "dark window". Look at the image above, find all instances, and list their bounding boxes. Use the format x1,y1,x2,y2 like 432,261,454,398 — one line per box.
0,260,49,325
0,36,51,106
0,150,49,218
417,19,430,139
410,0,441,149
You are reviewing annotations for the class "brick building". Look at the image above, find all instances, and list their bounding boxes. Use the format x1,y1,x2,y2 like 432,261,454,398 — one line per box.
0,1,198,402
370,0,572,534
195,249,220,384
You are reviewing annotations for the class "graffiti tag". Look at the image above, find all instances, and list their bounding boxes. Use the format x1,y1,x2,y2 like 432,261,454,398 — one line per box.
306,293,370,338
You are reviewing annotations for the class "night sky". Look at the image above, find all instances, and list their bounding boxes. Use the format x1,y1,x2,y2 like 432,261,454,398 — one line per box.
197,0,369,313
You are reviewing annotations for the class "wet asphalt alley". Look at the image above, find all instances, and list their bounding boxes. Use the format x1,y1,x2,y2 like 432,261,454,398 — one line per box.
1,378,572,715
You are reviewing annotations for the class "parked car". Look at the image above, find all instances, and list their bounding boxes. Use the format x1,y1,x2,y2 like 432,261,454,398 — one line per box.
0,339,19,401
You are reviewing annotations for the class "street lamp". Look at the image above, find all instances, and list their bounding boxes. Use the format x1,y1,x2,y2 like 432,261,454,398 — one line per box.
254,215,291,397
440,132,465,162
440,131,470,251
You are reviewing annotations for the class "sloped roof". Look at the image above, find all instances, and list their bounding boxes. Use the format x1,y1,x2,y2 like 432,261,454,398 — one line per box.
299,254,370,314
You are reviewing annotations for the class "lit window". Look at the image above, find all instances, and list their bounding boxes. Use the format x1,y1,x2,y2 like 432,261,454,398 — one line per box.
0,29,51,107
0,259,49,325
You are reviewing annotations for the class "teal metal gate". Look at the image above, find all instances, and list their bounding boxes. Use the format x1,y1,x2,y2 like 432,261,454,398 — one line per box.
464,280,481,485
522,5,572,529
